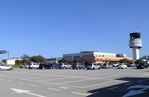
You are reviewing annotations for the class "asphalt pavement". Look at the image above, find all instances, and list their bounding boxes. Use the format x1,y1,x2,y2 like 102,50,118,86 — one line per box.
0,68,148,97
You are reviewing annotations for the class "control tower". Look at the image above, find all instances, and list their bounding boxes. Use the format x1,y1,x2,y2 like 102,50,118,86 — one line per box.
129,32,142,60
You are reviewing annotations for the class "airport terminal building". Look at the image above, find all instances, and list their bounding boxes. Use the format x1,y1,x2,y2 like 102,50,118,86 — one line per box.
63,51,131,63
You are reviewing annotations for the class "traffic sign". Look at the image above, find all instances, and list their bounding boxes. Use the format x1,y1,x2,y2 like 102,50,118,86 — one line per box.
0,50,7,54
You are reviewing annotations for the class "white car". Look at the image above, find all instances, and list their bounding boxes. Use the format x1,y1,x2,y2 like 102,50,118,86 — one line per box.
76,63,86,69
61,63,72,69
29,63,39,69
0,64,13,70
118,64,127,69
112,63,119,67
87,63,101,70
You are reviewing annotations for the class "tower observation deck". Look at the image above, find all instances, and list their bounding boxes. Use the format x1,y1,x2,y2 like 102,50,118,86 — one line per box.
129,32,142,60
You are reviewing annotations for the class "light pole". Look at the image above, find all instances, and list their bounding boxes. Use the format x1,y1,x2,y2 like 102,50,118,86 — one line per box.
7,51,9,59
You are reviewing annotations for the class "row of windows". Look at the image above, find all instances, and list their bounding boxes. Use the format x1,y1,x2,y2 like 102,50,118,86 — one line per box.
96,55,105,57
64,55,116,59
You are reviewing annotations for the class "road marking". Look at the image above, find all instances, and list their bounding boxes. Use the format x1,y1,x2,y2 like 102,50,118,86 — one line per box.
41,77,71,82
127,85,149,90
10,88,46,97
60,87,67,89
0,73,130,89
72,92,92,96
3,75,126,89
122,90,145,97
2,76,82,89
5,72,86,78
58,74,129,84
59,78,96,84
122,85,149,97
125,83,132,86
48,88,60,91
108,86,118,90
5,76,83,88
18,82,24,85
58,73,133,84
7,80,12,82
41,76,87,82
30,84,39,87
82,80,125,88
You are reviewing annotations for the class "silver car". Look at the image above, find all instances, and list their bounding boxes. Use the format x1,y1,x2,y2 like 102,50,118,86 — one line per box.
87,63,101,70
117,63,127,69
101,63,113,69
76,63,86,69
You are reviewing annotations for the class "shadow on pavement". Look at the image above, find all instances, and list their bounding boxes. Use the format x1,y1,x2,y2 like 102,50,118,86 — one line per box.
87,77,149,97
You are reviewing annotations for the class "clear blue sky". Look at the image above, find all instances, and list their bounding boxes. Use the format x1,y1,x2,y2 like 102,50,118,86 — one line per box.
0,0,149,58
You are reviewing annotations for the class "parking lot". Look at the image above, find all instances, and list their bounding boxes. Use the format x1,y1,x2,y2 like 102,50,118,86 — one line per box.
0,68,149,97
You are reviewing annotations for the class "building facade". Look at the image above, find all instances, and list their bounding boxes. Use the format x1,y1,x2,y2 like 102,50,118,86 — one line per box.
3,57,22,66
63,51,131,63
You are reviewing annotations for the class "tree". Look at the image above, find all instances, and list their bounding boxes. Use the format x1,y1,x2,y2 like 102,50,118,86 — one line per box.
21,54,31,65
31,55,47,63
14,60,23,68
135,59,144,65
119,58,133,64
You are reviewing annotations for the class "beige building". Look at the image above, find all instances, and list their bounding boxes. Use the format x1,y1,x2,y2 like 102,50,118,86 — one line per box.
3,57,22,66
63,51,132,63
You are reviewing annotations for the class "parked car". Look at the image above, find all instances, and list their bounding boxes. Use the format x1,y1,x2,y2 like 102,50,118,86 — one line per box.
117,63,127,69
136,63,149,69
112,63,119,67
72,63,86,69
144,63,149,68
101,63,113,69
0,64,13,71
39,63,52,69
29,63,39,69
76,63,86,69
127,63,136,67
52,63,61,69
24,64,30,69
61,63,72,69
136,63,144,69
87,63,101,70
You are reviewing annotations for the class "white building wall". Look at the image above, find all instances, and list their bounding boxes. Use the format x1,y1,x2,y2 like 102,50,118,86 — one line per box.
5,57,22,66
94,52,116,57
6,59,16,65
